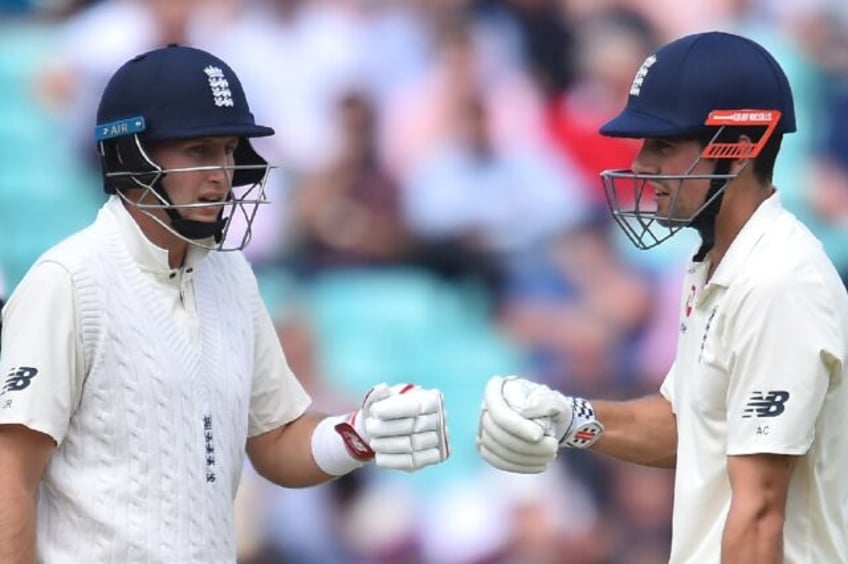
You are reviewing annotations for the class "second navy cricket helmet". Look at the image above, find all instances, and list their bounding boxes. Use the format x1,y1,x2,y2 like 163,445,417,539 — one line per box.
597,31,796,250
95,44,275,251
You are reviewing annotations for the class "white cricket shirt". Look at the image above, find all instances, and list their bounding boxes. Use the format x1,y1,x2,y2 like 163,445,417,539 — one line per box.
0,196,311,563
660,193,848,564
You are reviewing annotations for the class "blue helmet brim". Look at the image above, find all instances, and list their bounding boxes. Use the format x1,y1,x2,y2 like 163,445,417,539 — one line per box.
145,122,275,141
599,108,706,139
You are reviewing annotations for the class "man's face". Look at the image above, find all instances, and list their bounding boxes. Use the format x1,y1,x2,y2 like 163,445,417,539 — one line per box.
631,137,713,225
148,136,239,224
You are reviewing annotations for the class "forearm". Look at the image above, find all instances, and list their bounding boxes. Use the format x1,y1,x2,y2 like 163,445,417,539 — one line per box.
590,394,677,467
721,505,784,563
0,425,54,564
246,413,335,488
0,481,37,563
721,453,794,564
249,384,449,484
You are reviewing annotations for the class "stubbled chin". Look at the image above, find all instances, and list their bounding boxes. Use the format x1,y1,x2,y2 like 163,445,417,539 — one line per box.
654,208,676,227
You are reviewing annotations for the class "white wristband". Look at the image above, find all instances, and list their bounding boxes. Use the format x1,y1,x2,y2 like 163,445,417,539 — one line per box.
311,414,371,476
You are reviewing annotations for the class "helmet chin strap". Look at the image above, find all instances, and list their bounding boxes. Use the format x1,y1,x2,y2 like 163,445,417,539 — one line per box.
153,177,227,243
690,159,732,262
167,209,226,243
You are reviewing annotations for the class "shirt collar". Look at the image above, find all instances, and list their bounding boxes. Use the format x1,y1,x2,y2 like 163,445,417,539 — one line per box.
102,195,210,276
706,191,783,288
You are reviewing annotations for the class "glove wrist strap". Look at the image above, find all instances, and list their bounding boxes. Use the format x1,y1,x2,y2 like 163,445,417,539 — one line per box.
560,397,604,449
311,413,373,476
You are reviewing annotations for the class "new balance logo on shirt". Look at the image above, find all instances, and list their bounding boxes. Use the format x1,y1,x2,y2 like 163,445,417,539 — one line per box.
743,390,790,418
1,366,39,396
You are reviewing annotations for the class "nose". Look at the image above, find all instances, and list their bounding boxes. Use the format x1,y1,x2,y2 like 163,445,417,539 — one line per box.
631,142,658,176
207,153,234,184
207,167,229,187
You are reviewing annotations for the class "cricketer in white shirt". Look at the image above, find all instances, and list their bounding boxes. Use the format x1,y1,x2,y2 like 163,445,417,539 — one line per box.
661,193,848,563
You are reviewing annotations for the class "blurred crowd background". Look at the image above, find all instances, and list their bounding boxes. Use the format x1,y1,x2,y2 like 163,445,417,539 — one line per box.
1,0,847,562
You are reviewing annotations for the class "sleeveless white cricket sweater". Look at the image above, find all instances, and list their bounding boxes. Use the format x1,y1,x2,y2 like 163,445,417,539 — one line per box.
35,213,260,563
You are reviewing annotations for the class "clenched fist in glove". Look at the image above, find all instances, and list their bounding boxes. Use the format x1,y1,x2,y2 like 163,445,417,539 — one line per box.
312,383,450,476
477,375,603,474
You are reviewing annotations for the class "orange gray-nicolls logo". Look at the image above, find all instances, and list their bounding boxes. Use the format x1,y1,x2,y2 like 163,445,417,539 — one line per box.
203,65,234,107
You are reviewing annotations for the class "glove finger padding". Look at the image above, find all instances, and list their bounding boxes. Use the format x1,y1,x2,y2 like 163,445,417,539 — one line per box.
477,425,557,466
376,449,443,471
362,385,449,470
364,412,441,437
369,431,441,454
478,443,550,474
478,411,559,457
368,389,443,419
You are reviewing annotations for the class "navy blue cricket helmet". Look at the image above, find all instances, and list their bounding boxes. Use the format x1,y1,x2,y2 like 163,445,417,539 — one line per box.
600,31,796,138
598,31,796,251
95,44,275,251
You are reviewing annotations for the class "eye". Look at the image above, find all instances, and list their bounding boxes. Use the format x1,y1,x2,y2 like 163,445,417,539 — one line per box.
654,140,674,153
225,141,239,155
646,140,679,160
187,144,209,158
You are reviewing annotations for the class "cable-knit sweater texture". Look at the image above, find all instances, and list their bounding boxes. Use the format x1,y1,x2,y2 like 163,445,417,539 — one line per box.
35,215,259,563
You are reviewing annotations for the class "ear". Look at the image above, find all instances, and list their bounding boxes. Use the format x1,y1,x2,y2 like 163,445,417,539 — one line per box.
729,134,754,176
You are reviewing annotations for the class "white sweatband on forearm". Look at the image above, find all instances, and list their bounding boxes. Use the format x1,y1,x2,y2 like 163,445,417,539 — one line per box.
311,414,370,477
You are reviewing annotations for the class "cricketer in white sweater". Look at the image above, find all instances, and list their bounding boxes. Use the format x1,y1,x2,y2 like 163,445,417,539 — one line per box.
0,196,311,562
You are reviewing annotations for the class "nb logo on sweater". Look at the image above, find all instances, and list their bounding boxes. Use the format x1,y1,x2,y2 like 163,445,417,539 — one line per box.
743,390,789,418
1,366,38,395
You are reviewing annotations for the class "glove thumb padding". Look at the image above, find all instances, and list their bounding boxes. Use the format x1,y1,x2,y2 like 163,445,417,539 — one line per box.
507,382,572,441
350,383,393,440
483,376,546,443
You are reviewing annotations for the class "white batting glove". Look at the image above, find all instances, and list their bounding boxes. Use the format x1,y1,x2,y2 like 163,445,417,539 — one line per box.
477,375,603,474
316,383,450,475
